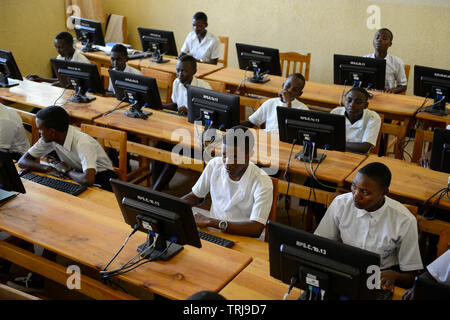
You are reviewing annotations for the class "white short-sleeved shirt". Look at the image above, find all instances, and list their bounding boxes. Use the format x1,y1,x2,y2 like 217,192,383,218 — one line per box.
248,97,309,134
171,77,211,110
57,49,91,64
192,157,273,225
0,103,30,155
315,192,423,271
330,107,381,147
427,249,450,285
446,124,450,130
363,53,407,90
108,64,141,92
180,31,221,63
28,125,113,173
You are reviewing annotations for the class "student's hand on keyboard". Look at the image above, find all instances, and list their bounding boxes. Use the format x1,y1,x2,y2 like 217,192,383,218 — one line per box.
178,106,188,116
46,166,67,179
194,212,212,228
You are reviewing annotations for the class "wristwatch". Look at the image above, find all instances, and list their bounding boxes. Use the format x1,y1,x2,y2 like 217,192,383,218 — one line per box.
218,220,228,232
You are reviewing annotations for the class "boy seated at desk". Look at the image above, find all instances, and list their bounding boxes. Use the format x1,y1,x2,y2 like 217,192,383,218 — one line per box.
364,28,407,94
240,73,309,134
315,162,423,291
18,106,117,191
182,126,273,238
0,103,30,160
331,86,381,154
179,11,221,65
26,31,90,85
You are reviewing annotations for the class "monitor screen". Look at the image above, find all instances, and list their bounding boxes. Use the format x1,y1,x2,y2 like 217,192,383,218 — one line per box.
268,221,381,300
51,59,105,103
0,150,26,204
72,16,105,51
430,127,450,173
0,49,23,88
110,179,201,261
137,27,178,63
277,107,346,163
235,43,281,83
414,65,450,116
333,54,386,90
187,86,240,130
109,69,162,119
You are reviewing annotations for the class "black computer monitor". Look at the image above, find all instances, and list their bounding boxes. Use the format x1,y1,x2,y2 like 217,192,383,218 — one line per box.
72,16,105,52
235,43,281,83
414,65,450,116
0,49,23,88
137,27,178,64
277,107,346,163
110,179,201,261
0,150,26,204
187,86,240,130
430,127,450,174
51,59,105,103
268,221,381,300
109,69,162,120
333,54,386,90
413,271,450,300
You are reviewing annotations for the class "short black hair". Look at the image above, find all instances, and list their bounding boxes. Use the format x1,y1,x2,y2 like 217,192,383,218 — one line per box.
357,162,392,189
222,125,255,155
346,86,371,101
288,73,306,87
36,106,70,132
193,12,208,23
377,28,393,41
178,54,197,69
55,31,74,45
111,43,128,58
187,290,226,300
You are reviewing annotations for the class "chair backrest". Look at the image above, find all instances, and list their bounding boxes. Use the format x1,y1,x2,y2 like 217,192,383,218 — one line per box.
140,68,176,104
400,64,411,95
7,107,39,145
100,66,110,91
80,124,127,181
265,177,279,242
204,79,226,93
0,284,40,300
412,129,434,163
218,36,229,68
279,51,311,81
370,112,384,155
105,13,128,44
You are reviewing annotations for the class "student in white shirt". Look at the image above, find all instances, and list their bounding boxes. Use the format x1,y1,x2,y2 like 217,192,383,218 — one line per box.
364,28,407,94
330,86,381,154
241,73,309,134
105,44,141,95
179,12,221,65
315,162,423,290
26,31,91,84
0,103,30,160
182,126,273,238
18,106,116,191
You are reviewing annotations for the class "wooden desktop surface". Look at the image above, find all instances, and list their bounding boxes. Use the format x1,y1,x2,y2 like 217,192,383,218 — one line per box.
0,179,252,300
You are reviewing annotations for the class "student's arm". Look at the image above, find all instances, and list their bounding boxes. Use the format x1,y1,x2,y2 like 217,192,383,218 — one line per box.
385,85,407,94
380,270,416,290
240,120,256,128
194,214,265,238
205,58,218,65
181,191,203,207
65,167,96,186
345,141,373,154
18,152,65,178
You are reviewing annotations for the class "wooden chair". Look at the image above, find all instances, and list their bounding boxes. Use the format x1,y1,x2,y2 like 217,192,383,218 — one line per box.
400,64,411,96
218,36,229,68
80,124,128,181
370,113,384,155
264,177,279,242
0,284,41,300
239,96,266,121
100,66,110,91
141,68,176,104
204,79,226,93
279,52,311,80
380,119,403,158
105,13,128,44
7,107,39,145
411,129,434,163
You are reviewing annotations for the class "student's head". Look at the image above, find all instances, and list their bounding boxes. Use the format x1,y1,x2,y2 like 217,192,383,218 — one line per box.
344,86,370,122
176,55,197,84
54,32,75,58
351,162,391,212
373,28,393,52
35,106,70,143
282,73,306,100
192,12,208,37
110,44,128,71
187,290,227,300
222,126,255,179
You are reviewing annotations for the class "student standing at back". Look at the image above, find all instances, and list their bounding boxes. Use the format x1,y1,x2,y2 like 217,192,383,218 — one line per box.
179,12,221,65
364,28,407,94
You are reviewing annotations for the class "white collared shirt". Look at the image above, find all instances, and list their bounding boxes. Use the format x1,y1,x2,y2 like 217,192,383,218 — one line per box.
363,53,407,89
192,157,273,225
108,64,142,92
330,107,381,147
28,125,113,173
0,103,30,155
57,49,91,64
171,77,211,110
427,249,450,285
180,31,221,63
315,192,423,271
248,97,309,134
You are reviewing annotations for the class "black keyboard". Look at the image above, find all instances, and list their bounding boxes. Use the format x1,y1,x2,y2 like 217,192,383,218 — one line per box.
22,172,87,196
378,289,393,300
160,109,187,117
128,52,152,60
198,231,235,248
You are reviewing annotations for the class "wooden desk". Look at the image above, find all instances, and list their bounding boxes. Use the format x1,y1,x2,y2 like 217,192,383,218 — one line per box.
415,109,450,129
0,179,252,300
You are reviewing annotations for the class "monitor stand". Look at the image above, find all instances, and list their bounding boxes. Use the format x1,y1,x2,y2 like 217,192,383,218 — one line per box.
69,87,96,103
295,141,326,163
150,50,169,64
137,236,183,261
0,74,20,88
124,103,152,120
423,103,450,116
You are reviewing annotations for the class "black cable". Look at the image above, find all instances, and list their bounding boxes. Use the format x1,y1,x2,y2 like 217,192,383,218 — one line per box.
102,223,140,272
53,83,71,106
102,96,128,117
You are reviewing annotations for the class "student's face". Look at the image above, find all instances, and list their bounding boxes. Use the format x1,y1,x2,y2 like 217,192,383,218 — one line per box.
344,90,368,122
222,144,249,180
351,172,388,212
54,39,73,58
282,76,305,99
373,30,392,52
36,119,56,143
192,19,207,36
110,52,127,71
176,61,196,85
